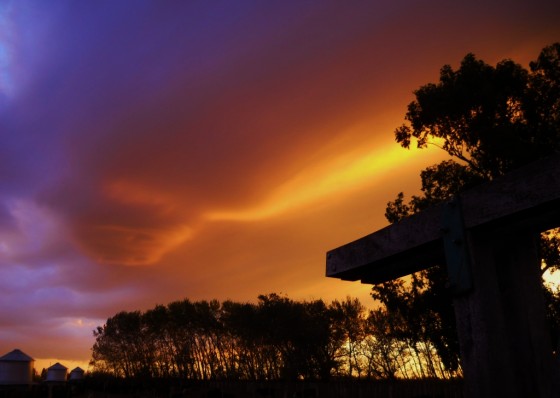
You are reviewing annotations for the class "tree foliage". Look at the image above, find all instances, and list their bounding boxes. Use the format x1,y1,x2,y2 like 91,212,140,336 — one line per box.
395,43,560,179
90,294,460,381
375,42,560,373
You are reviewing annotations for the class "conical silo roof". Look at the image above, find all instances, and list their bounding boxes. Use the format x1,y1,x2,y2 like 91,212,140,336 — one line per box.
47,363,67,371
0,349,34,362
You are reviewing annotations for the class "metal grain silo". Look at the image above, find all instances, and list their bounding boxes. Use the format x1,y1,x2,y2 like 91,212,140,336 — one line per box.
45,363,67,383
0,349,34,385
68,367,84,381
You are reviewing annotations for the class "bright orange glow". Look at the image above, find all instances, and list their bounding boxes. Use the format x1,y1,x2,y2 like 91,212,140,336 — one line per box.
205,143,439,223
33,358,91,375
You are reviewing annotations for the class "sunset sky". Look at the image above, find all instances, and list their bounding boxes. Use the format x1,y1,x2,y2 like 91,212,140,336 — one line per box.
1,0,560,371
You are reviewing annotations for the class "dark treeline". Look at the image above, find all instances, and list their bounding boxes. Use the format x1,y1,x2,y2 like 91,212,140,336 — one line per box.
90,294,461,381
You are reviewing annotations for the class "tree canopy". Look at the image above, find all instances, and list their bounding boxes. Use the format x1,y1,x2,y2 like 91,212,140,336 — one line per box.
90,294,460,381
394,42,560,180
377,42,560,373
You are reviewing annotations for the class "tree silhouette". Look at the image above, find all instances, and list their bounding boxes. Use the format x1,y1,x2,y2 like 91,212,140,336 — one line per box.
395,43,560,179
375,42,560,373
90,294,461,380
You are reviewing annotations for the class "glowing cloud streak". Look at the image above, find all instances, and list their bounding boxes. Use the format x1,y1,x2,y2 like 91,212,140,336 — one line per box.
206,144,433,222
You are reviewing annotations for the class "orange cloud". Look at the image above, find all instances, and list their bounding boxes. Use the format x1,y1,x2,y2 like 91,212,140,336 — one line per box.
75,223,193,266
205,138,444,223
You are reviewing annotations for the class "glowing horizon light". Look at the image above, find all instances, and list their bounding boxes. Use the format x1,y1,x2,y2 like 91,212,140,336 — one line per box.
33,358,91,374
543,268,560,293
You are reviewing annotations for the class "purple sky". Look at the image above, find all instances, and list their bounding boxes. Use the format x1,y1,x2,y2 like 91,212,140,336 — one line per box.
1,0,559,369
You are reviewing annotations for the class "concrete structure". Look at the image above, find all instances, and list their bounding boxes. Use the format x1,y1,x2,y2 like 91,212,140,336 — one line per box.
45,363,67,383
0,349,34,385
327,155,560,397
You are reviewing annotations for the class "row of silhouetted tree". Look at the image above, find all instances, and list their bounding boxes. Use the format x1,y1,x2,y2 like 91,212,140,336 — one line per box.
90,294,461,381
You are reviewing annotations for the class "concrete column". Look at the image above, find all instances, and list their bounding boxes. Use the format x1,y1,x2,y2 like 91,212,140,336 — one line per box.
454,231,553,398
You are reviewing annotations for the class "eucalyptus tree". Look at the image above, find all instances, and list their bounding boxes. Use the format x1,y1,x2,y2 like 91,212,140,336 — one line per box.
361,308,409,379
375,42,560,373
90,311,150,378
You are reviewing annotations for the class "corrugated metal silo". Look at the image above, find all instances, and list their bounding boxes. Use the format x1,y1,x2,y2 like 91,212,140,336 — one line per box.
45,363,67,383
68,367,84,381
0,349,35,385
